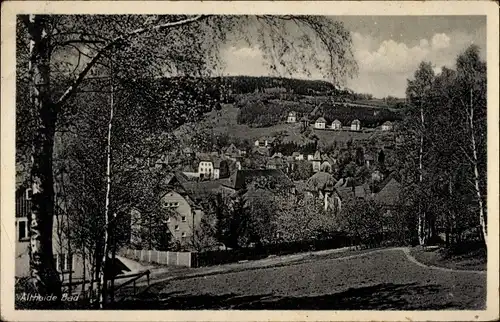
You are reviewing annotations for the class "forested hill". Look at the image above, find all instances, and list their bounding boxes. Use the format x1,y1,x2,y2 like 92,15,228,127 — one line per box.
212,76,373,99
214,76,335,95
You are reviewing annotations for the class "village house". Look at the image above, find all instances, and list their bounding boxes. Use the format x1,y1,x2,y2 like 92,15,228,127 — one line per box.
304,172,341,212
15,184,88,281
373,172,402,212
266,158,286,170
254,137,275,148
314,117,327,129
287,111,297,123
336,183,372,211
331,119,342,130
307,154,315,161
312,151,322,173
292,152,304,161
381,121,393,131
222,169,295,195
351,119,361,131
131,172,220,250
320,156,334,173
224,143,244,159
197,154,229,180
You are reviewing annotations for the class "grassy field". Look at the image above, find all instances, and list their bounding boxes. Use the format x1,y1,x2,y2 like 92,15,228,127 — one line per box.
115,248,486,310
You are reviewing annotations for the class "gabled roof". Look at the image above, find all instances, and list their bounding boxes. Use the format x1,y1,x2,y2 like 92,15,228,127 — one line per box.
315,117,326,123
374,174,401,206
181,180,228,202
313,150,321,161
351,119,361,124
336,184,370,200
382,121,393,125
288,111,297,116
224,169,293,190
305,172,337,192
332,119,342,124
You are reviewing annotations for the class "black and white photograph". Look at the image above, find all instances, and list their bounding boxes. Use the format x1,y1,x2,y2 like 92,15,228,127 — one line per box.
1,1,499,321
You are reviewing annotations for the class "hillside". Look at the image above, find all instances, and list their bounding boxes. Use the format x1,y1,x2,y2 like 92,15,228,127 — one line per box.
176,104,396,148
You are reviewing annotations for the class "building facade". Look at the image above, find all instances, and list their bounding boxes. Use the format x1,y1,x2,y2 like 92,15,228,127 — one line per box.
351,119,361,131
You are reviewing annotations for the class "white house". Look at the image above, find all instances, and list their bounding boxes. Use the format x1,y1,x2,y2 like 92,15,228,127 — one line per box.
198,160,214,178
331,119,342,130
381,121,393,131
312,151,322,173
292,152,304,160
307,154,315,161
287,111,297,123
351,119,361,131
314,117,327,129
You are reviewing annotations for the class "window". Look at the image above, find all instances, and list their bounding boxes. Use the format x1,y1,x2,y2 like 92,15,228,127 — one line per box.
181,216,186,222
173,202,179,207
54,253,73,272
181,232,187,238
26,188,32,200
174,225,179,231
18,219,29,241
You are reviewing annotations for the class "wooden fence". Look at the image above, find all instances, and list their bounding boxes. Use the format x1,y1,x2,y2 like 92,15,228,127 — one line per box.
119,248,194,267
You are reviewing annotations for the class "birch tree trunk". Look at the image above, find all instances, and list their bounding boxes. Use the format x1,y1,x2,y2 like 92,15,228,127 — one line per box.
418,106,426,246
98,74,114,309
26,14,62,302
468,89,487,244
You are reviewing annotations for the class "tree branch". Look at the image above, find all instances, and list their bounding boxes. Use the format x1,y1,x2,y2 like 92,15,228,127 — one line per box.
54,15,207,109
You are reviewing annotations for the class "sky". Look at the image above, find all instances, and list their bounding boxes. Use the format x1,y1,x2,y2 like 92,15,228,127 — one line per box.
219,16,486,98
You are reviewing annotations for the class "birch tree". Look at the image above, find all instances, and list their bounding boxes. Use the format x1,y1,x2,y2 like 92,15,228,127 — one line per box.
17,14,357,303
453,45,487,243
405,62,435,245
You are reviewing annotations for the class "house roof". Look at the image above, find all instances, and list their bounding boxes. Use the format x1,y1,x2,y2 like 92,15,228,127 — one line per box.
224,144,240,155
315,117,326,123
332,119,342,124
351,119,361,124
181,180,227,202
364,154,374,161
305,172,337,192
300,115,309,121
224,169,293,190
313,151,321,160
382,121,393,125
336,184,370,200
334,177,355,188
288,111,297,116
374,175,401,206
292,152,301,157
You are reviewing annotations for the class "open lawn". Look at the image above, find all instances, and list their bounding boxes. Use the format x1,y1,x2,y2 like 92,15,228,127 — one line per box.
410,245,486,271
113,248,486,310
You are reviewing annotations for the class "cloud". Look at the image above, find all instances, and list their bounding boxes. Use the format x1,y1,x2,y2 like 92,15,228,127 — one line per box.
349,31,485,97
220,28,485,97
431,33,451,50
220,45,268,76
